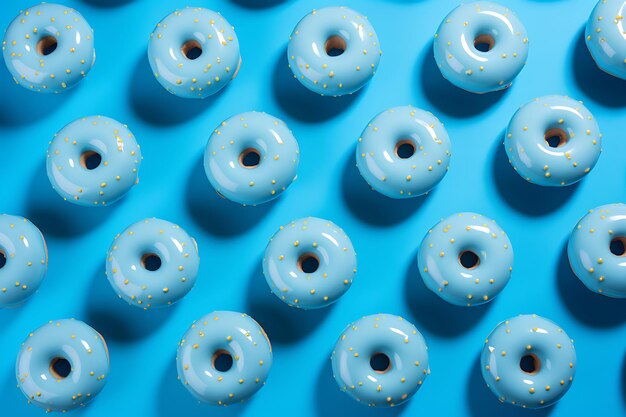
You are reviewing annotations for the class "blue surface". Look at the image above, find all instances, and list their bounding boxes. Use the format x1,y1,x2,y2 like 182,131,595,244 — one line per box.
0,1,625,416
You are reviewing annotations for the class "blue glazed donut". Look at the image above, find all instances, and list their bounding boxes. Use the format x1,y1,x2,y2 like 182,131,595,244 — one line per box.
106,218,200,309
177,311,272,406
287,7,381,96
434,2,529,94
585,0,626,80
2,3,95,93
0,215,47,308
568,203,626,298
46,115,142,206
418,212,513,306
148,7,241,99
504,95,602,187
263,217,357,309
16,319,109,412
356,106,452,199
204,111,299,205
331,314,429,407
481,315,576,408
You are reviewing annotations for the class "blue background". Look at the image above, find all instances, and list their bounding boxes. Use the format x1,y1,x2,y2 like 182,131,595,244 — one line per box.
1,0,625,416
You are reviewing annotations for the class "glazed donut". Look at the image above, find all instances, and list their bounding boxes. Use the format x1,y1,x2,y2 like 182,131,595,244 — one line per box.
434,2,529,94
356,106,452,199
331,314,429,407
481,314,576,408
106,218,200,309
177,311,272,406
418,212,513,306
46,115,142,206
16,319,109,412
263,217,357,309
504,95,602,187
568,203,626,298
288,7,381,96
148,7,241,99
585,0,626,80
204,111,299,205
2,3,95,93
0,215,47,308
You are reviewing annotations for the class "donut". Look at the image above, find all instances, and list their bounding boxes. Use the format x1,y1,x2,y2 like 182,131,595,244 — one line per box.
287,7,381,96
204,111,299,205
504,95,602,187
481,314,576,408
263,217,357,309
148,7,241,99
418,212,513,306
331,314,429,407
176,311,272,406
105,218,200,309
434,2,529,94
46,115,142,206
585,0,626,80
356,106,452,199
0,215,47,308
15,319,109,412
2,3,95,93
568,203,626,298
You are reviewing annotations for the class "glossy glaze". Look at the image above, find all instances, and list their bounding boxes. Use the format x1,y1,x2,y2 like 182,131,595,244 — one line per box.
434,2,528,94
481,315,576,408
0,215,47,308
2,3,95,93
504,95,602,187
176,311,272,406
105,218,199,309
356,106,452,199
568,203,626,298
204,111,300,205
263,217,356,309
331,314,429,407
148,7,240,99
15,319,109,412
287,7,381,96
585,0,626,80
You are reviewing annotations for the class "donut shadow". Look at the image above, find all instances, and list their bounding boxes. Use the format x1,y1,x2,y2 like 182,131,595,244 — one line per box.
230,0,287,8
571,27,626,108
556,240,626,328
185,153,275,237
622,352,626,407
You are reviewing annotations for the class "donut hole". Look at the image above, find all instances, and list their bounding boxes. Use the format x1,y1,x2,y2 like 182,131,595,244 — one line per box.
325,35,347,57
459,250,480,269
212,350,234,372
181,40,202,60
370,353,391,374
544,128,568,148
0,249,6,269
520,353,541,375
474,34,495,53
50,357,71,379
610,237,626,256
80,151,102,170
37,36,58,56
239,148,261,169
395,140,416,159
298,253,320,274
141,253,162,272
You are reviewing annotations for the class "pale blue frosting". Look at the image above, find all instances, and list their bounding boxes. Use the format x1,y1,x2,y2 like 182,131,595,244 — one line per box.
148,7,241,99
504,95,602,187
481,315,576,408
2,3,95,93
46,115,142,206
263,217,357,309
585,0,626,80
288,6,381,96
434,1,529,94
15,319,109,412
331,314,429,407
356,106,452,199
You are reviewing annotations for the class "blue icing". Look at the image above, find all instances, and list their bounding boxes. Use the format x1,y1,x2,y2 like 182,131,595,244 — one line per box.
356,106,452,199
585,0,626,80
287,6,381,96
263,217,357,309
504,95,602,187
204,111,300,205
106,218,200,309
481,314,576,408
418,212,513,306
331,314,429,407
2,3,95,93
434,1,528,94
148,7,241,99
15,319,109,412
176,311,272,406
